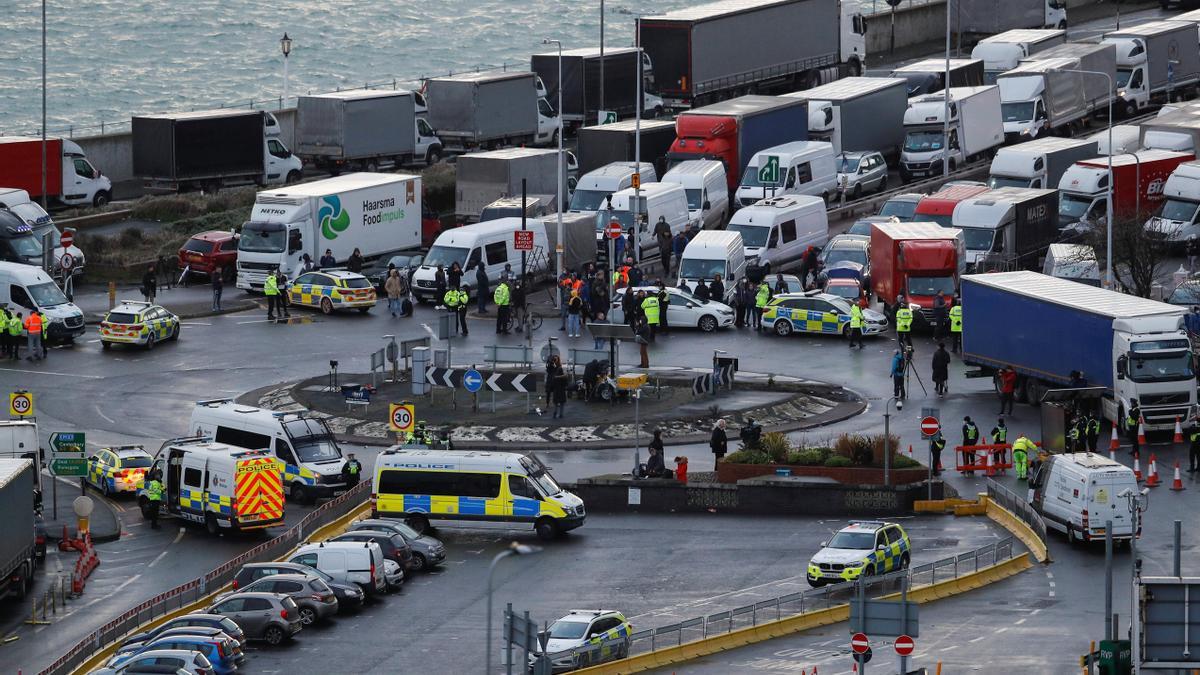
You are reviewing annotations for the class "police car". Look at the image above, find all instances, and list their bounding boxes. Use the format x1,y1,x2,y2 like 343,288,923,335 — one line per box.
287,269,377,314
806,520,911,587
86,445,154,496
99,301,180,350
762,291,887,338
531,609,632,672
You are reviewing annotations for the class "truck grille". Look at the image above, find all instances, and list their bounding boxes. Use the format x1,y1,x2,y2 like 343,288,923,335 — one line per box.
239,261,275,272
905,162,931,171
1145,407,1192,423
63,315,83,329
1140,393,1191,406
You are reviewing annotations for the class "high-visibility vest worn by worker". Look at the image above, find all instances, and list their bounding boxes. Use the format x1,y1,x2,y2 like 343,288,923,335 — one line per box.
7,315,20,336
444,289,465,309
895,307,913,333
1012,436,1036,479
145,479,163,502
642,296,660,325
23,313,42,335
755,283,770,308
949,305,962,333
264,274,279,296
494,283,510,307
39,313,49,337
850,304,864,329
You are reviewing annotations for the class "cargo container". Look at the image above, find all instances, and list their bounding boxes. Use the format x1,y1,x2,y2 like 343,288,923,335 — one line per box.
950,186,1058,270
576,119,678,176
962,270,1197,431
869,221,966,325
667,95,809,191
956,0,1067,37
0,458,36,600
424,71,556,150
889,58,986,96
0,137,111,207
1102,21,1200,117
988,137,1098,191
639,0,867,109
454,148,566,223
296,90,442,172
998,44,1117,141
970,29,1067,83
782,77,908,162
1057,150,1194,236
530,47,665,131
900,86,1004,182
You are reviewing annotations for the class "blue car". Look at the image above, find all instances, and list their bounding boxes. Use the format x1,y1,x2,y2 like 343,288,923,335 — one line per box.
106,635,239,675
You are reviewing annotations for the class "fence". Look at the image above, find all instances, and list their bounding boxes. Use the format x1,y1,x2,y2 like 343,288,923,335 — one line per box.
987,479,1049,553
549,537,1017,669
37,481,372,675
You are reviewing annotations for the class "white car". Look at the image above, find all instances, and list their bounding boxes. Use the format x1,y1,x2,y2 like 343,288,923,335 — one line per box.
383,558,405,592
609,286,734,332
836,151,889,199
531,609,632,673
91,648,215,675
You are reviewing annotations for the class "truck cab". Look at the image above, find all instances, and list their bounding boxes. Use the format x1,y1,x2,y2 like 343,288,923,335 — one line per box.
1110,324,1198,431
59,139,113,207
1103,21,1200,118
900,96,961,182
971,29,1066,84
1059,150,1194,237
1145,161,1200,243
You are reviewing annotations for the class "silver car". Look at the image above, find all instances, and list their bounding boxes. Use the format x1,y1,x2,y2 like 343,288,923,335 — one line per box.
836,151,889,199
207,591,302,646
349,518,447,572
92,649,215,675
219,573,338,626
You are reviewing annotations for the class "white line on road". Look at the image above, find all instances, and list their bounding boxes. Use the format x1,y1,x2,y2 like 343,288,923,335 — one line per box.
94,404,116,425
1015,618,1027,625
180,322,211,326
81,573,142,609
147,529,185,568
0,367,102,378
940,645,959,652
969,635,986,643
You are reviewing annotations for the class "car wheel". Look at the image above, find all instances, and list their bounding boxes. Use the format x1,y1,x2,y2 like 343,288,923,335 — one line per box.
406,514,430,534
263,625,285,646
169,324,180,341
900,552,910,569
320,297,334,315
878,174,888,192
357,306,370,314
535,518,559,541
205,514,220,536
291,484,310,505
101,479,111,497
145,332,156,350
299,606,317,626
101,341,111,350
773,320,793,337
807,578,824,588
410,552,427,572
851,183,862,200
698,315,718,333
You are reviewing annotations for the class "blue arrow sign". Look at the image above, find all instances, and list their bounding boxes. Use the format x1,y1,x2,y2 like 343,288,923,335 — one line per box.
463,369,483,393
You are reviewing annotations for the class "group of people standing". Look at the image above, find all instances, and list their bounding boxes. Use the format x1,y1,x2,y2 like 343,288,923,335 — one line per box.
0,305,47,361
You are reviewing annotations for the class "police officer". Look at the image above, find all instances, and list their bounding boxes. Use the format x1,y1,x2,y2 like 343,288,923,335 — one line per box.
754,280,770,331
275,269,291,320
145,471,164,529
7,311,22,360
444,284,469,337
848,302,864,349
962,416,980,475
929,430,946,476
991,417,1008,465
1067,416,1082,453
1190,423,1200,472
494,280,511,334
658,284,670,335
895,303,913,349
341,453,363,488
264,267,281,321
1127,399,1142,456
1086,413,1101,452
0,305,10,359
38,311,49,360
948,297,963,354
641,291,660,340
1012,435,1035,480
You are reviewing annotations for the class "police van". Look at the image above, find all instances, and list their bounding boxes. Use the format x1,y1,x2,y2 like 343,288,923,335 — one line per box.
371,449,585,540
190,400,347,504
137,437,285,534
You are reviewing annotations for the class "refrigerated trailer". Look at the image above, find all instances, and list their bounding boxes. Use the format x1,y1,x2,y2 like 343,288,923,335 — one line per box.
576,119,678,176
955,0,1067,36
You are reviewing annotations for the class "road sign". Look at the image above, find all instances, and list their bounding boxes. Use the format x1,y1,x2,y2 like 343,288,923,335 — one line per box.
606,220,624,240
49,431,87,477
389,403,415,433
9,391,33,417
920,416,940,437
758,155,780,184
894,634,915,656
851,633,870,654
50,431,85,453
61,228,74,249
60,252,75,270
598,110,617,125
631,172,641,190
50,458,87,477
463,369,484,393
514,230,534,251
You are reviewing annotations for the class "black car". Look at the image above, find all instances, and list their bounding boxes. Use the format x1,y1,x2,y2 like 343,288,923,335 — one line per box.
365,253,424,292
233,561,365,611
330,530,415,574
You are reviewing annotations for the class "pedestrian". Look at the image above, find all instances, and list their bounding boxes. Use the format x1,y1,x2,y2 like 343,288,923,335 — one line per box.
797,246,814,290
949,296,963,353
319,249,336,269
641,290,660,340
895,302,913,349
494,280,511,334
654,216,672,275
740,418,763,450
0,306,9,360
672,230,688,268
444,284,467,336
991,417,1008,465
710,274,725,306
710,419,728,466
998,366,1016,415
657,284,670,335
754,279,770,330
962,416,980,474
434,265,447,306
593,312,608,350
1191,422,1200,472
848,301,865,349
385,269,404,317
7,311,21,360
23,311,42,362
455,285,470,336
211,267,224,312
1189,236,1199,272
145,470,163,529
567,290,584,337
141,265,157,303
341,453,363,488
1086,412,1100,452
1012,435,1034,480
591,280,609,321
644,435,671,478
890,349,906,401
275,269,291,319
622,287,637,327
929,430,945,476
1066,415,1083,453
347,248,364,274
1127,398,1142,456
694,278,711,302
546,355,566,418
627,257,643,288
677,277,691,295
932,292,947,339
300,253,316,274
635,316,651,368
264,267,281,321
37,310,48,360
802,246,821,289
475,262,490,314
932,342,950,396
773,273,787,297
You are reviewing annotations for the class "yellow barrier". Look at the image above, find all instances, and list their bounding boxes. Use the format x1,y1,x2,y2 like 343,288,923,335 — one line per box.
574,552,1033,675
983,497,1050,563
70,502,372,675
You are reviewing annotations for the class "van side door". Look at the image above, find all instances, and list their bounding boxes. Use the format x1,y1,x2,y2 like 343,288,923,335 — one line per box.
506,474,542,520
180,461,206,518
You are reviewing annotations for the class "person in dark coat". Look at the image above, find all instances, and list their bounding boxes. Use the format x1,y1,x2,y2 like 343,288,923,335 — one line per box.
645,430,672,478
622,288,637,326
448,262,463,289
627,257,643,288
141,266,157,302
475,262,490,314
710,274,726,305
434,265,447,305
932,292,948,338
590,278,609,321
932,342,950,396
694,279,711,302
346,248,364,274
654,216,673,275
737,279,755,328
710,419,728,465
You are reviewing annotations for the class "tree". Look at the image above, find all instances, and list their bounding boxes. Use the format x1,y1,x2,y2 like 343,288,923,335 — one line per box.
1071,214,1173,298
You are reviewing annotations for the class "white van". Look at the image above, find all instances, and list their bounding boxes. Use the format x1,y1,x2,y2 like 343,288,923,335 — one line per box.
676,231,745,303
1042,243,1100,287
1029,452,1137,543
189,399,346,504
736,141,837,208
0,188,85,279
0,261,85,343
660,160,729,231
412,217,551,302
290,541,388,597
726,195,829,274
0,420,41,493
569,162,657,215
596,183,691,258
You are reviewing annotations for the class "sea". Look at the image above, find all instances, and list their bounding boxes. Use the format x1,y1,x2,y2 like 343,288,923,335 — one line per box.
0,0,713,136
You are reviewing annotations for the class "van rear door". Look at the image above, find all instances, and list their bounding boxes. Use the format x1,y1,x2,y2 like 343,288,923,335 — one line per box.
232,456,285,528
1087,471,1136,540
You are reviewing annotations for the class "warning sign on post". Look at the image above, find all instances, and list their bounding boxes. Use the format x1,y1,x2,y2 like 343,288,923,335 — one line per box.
9,391,33,417
389,403,415,433
513,230,534,251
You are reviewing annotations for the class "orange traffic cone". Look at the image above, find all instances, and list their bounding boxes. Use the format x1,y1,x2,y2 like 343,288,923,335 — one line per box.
1110,425,1120,452
1171,461,1186,491
1109,444,1116,462
1134,453,1143,482
1138,416,1148,447
907,444,913,457
1146,454,1161,487
1175,417,1185,444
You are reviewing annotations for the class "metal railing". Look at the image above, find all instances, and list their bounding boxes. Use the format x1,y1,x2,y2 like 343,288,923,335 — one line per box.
987,479,1049,552
548,536,1017,667
37,481,372,675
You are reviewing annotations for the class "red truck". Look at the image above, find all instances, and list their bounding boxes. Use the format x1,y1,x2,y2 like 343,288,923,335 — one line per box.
912,184,991,228
0,137,112,207
870,221,966,328
1058,150,1194,234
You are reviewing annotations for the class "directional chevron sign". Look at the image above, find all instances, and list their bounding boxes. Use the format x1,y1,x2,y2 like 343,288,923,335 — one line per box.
425,367,538,393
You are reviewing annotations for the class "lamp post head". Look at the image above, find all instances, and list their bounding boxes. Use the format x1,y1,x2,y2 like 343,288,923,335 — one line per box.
509,541,542,556
280,33,293,58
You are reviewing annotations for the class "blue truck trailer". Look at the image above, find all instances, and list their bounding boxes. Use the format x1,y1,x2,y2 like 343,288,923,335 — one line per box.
961,271,1196,431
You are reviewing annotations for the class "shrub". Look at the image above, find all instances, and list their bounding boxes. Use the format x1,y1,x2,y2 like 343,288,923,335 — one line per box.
871,433,904,467
823,455,853,468
759,432,793,463
723,449,771,464
834,433,874,466
789,448,828,466
893,454,921,469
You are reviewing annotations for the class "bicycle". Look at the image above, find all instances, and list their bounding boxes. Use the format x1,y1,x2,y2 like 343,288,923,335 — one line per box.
512,302,543,334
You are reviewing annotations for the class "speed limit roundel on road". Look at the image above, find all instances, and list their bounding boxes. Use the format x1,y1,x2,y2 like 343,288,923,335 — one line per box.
9,391,34,417
389,403,415,433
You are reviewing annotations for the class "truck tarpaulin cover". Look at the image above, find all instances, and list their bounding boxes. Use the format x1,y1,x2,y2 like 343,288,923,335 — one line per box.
956,0,1044,34
133,112,263,180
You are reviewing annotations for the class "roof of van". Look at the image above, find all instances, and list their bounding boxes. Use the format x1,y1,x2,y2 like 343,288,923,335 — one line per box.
193,399,305,426
377,448,531,466
662,159,724,180
730,194,825,225
0,261,55,284
433,218,529,245
683,230,743,251
0,188,32,208
259,172,417,199
609,182,684,199
1057,452,1133,471
750,141,832,161
580,163,650,183
891,58,981,73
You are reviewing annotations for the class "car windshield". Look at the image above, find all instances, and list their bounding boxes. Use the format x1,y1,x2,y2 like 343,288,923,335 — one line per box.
569,189,610,212
1059,193,1094,223
1169,284,1200,304
821,247,867,267
183,239,215,254
10,233,43,258
684,188,703,211
903,131,943,153
907,276,955,297
1001,101,1035,123
382,520,421,538
958,226,997,252
915,212,953,228
549,620,590,639
424,245,469,268
29,281,68,308
740,168,778,189
727,223,769,248
1116,68,1133,88
595,210,635,231
388,255,416,269
838,157,861,173
33,224,61,248
827,531,875,550
343,277,371,289
878,200,918,221
825,283,860,300
847,221,875,236
120,456,153,468
239,222,286,253
680,258,725,279
1129,352,1194,383
530,469,562,496
988,175,1031,189
292,438,340,463
1160,198,1200,223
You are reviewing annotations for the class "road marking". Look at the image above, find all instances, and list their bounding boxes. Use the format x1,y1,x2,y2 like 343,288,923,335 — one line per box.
940,645,959,652
996,627,1009,633
1015,618,1026,625
88,339,100,343
80,573,142,609
147,529,185,568
94,404,116,425
180,321,211,326
0,367,102,379
969,635,986,643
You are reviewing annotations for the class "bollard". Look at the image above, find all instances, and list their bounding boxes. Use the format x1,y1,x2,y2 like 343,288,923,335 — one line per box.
108,281,116,310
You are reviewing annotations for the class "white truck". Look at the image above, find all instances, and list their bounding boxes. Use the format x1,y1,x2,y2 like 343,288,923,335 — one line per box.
425,71,558,151
988,137,1098,190
1102,20,1200,118
296,90,443,172
970,29,1066,84
795,77,909,162
1140,109,1200,153
998,44,1117,142
956,0,1067,39
236,173,421,291
455,148,567,223
0,137,112,207
950,187,1058,270
899,86,1004,183
1144,161,1200,243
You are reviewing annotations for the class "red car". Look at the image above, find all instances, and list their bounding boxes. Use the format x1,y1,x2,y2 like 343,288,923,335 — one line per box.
178,230,238,282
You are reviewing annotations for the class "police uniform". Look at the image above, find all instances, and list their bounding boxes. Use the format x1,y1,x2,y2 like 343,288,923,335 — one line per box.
962,418,980,474
342,457,362,487
991,420,1008,464
895,306,913,348
1012,436,1035,480
264,272,281,320
1086,415,1101,452
1127,404,1141,456
494,283,511,334
1190,428,1200,472
6,312,21,360
641,294,660,339
949,303,962,353
145,476,163,529
444,288,469,336
754,282,770,331
848,304,864,349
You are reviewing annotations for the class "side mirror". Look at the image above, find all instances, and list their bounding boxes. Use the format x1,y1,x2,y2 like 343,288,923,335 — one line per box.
820,541,827,548
1117,355,1128,379
703,201,711,210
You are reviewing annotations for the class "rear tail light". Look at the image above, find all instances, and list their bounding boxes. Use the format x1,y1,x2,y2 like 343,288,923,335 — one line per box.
370,562,376,579
231,579,239,589
281,609,289,620
216,641,226,657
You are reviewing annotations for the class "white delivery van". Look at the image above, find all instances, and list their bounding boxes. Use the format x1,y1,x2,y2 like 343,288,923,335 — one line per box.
676,230,745,303
189,399,347,504
0,261,85,343
0,188,86,279
569,162,657,215
726,195,829,274
412,217,551,302
736,141,837,208
596,183,691,258
1029,452,1138,543
660,160,729,231
290,541,388,597
1042,243,1101,286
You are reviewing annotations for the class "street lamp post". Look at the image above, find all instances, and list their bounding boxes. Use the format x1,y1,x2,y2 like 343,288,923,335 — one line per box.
1063,68,1114,287
543,38,565,306
883,396,902,487
280,33,293,107
486,541,542,675
41,0,47,209
599,0,605,118
634,19,643,266
942,0,951,179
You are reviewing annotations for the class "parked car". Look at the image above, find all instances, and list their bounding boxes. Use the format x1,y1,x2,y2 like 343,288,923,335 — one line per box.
206,592,302,646
217,573,338,626
347,519,446,572
762,291,888,338
529,609,633,672
288,541,387,598
818,235,872,289
876,192,923,221
1167,279,1200,306
118,626,243,657
823,276,866,302
836,151,889,199
91,649,215,675
609,286,735,332
177,230,238,283
329,530,415,574
383,558,405,592
122,614,246,651
844,216,896,241
233,562,364,611
364,253,424,292
105,634,238,675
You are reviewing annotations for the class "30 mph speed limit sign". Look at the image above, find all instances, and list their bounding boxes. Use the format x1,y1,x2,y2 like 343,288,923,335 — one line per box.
389,403,415,433
9,391,34,417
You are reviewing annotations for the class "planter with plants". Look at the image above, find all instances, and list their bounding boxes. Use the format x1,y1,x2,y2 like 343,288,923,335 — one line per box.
716,432,928,485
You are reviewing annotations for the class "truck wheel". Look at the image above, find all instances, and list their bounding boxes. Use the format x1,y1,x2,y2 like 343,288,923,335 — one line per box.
286,170,302,184
92,190,111,208
291,483,310,505
1124,101,1137,119
205,514,220,535
13,562,29,600
426,146,442,166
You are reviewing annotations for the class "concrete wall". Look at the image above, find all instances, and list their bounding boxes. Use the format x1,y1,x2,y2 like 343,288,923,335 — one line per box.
865,0,950,56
